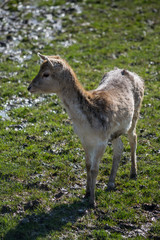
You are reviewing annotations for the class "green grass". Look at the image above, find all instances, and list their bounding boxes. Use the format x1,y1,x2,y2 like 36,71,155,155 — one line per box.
0,0,160,239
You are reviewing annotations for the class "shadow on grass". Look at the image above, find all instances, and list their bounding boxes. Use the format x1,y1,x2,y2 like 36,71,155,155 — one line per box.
4,199,89,240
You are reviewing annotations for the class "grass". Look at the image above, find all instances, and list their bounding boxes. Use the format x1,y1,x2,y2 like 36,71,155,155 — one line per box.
0,0,160,239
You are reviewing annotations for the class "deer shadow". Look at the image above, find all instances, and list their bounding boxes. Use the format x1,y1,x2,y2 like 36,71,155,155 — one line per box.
4,199,90,240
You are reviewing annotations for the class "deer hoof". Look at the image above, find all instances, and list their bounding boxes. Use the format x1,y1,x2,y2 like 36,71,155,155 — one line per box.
84,192,90,199
130,173,137,180
107,182,115,191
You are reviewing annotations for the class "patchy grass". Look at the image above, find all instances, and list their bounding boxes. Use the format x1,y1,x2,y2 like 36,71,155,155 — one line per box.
0,0,160,239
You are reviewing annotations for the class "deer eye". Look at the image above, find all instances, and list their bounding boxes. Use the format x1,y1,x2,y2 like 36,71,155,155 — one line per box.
43,73,49,78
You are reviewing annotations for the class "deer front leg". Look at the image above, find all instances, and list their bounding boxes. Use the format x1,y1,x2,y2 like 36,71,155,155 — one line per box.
85,157,99,207
84,144,107,207
85,161,92,198
89,163,99,206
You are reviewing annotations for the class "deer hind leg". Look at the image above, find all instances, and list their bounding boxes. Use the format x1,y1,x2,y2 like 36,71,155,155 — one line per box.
108,137,123,190
85,144,106,207
128,111,139,179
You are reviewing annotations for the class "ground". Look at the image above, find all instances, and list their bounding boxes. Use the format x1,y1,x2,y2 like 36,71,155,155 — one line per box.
0,0,160,239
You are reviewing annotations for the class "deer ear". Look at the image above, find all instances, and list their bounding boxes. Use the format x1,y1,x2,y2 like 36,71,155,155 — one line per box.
38,53,53,67
37,52,47,61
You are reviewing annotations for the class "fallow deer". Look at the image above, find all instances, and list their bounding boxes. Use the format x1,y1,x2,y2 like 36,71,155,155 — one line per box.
28,53,144,206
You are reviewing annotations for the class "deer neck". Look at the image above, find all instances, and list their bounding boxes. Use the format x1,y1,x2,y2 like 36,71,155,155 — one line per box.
57,73,90,124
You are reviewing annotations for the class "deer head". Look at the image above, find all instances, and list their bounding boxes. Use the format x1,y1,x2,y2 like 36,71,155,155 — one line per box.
28,53,64,94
